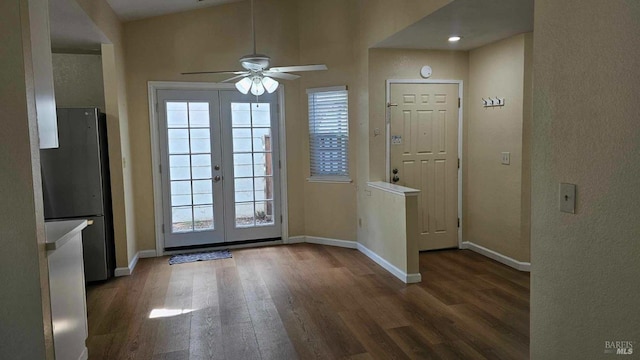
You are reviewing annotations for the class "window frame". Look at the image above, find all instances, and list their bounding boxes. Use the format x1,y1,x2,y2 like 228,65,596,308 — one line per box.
306,86,351,183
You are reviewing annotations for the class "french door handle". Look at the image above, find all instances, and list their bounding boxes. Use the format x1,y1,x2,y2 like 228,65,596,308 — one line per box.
214,175,221,182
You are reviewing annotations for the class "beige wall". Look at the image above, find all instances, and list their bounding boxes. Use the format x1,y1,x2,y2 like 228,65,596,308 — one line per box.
532,1,640,358
298,0,358,241
466,34,531,262
0,0,54,357
52,53,106,110
74,0,137,267
364,187,420,275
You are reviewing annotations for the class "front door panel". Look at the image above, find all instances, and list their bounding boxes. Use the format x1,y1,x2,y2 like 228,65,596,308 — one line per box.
390,83,459,251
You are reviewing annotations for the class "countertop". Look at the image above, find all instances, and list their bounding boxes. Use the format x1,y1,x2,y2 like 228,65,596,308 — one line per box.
367,181,420,196
45,220,88,251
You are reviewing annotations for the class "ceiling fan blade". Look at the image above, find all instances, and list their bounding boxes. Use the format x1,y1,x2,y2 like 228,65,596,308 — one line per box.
221,74,250,83
181,70,247,75
268,64,328,73
263,71,300,80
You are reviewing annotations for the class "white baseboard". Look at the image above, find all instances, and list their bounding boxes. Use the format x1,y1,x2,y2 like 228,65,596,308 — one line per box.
305,236,358,249
461,241,530,272
138,249,157,258
78,347,88,360
286,235,306,244
271,235,419,284
114,250,144,277
357,243,422,284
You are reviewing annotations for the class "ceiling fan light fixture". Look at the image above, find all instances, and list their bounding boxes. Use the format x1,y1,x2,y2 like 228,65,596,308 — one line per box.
235,77,253,94
261,76,279,93
250,76,265,96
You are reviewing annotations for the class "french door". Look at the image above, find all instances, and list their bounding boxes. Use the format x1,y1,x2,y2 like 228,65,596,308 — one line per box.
157,89,281,249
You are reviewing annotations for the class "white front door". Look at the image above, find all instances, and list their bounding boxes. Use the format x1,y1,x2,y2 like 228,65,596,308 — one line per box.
157,89,281,249
389,83,459,251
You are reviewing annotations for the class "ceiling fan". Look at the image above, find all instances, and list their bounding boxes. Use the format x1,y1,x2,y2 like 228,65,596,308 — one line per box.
181,0,328,96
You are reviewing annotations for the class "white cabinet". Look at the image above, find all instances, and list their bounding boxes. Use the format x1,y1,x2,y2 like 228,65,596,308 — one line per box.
45,220,89,360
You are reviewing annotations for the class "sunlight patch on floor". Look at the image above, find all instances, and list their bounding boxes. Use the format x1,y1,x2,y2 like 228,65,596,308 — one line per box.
149,308,194,319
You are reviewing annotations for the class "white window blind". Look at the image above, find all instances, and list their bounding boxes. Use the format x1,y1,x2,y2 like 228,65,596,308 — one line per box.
307,86,349,180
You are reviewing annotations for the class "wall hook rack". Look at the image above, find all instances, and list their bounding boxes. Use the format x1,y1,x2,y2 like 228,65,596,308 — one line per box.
483,97,505,107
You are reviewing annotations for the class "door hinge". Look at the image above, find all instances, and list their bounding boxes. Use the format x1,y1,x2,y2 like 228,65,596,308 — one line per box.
280,215,283,224
457,218,460,228
458,98,461,108
156,102,159,113
162,224,165,233
279,160,281,169
458,158,460,169
159,164,162,174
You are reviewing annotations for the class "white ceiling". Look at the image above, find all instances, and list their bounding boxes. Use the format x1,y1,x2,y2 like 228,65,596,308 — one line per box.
375,0,533,51
106,0,243,21
49,0,110,51
48,0,531,52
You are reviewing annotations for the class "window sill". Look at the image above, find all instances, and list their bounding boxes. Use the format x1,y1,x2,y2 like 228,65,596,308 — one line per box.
307,176,352,184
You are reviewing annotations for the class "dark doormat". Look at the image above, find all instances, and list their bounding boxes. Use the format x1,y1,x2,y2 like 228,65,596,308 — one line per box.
168,250,232,265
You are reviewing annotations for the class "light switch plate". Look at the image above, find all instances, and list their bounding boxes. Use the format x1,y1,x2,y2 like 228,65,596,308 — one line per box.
501,152,510,165
559,183,576,214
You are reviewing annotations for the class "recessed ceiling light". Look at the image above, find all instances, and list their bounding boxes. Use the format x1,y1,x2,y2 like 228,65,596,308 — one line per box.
448,36,462,42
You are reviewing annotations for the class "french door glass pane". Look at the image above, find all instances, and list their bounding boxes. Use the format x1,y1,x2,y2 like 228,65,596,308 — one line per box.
255,201,274,225
235,202,254,227
171,181,192,206
168,129,189,153
234,153,253,177
231,103,274,228
252,128,271,151
169,155,190,180
253,177,273,201
172,206,193,233
167,101,215,233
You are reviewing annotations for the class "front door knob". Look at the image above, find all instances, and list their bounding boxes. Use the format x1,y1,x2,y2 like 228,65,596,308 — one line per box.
214,175,221,182
392,175,399,183
214,165,220,170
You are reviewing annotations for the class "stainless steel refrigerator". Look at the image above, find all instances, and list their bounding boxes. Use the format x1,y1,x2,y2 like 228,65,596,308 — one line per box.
41,108,115,282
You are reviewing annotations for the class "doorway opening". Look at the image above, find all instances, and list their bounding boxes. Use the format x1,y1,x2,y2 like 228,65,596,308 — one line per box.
386,80,463,250
149,83,288,254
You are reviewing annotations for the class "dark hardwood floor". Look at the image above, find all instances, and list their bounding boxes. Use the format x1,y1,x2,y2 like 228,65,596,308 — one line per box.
86,244,530,359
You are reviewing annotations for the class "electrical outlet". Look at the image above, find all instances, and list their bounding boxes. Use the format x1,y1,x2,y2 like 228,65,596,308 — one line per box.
501,152,510,165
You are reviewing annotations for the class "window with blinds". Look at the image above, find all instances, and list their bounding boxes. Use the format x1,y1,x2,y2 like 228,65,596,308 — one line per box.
307,86,350,181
